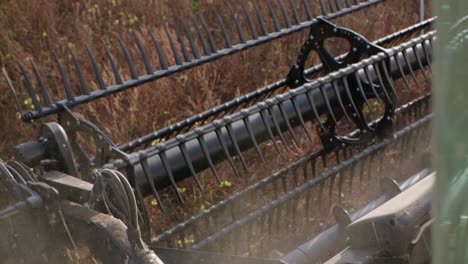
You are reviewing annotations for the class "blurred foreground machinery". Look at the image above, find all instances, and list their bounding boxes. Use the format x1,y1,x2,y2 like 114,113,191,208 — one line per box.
1,1,440,263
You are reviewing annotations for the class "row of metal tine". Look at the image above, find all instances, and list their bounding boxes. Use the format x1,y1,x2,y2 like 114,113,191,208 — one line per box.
123,31,435,213
16,0,380,121
152,93,431,245
120,17,435,152
190,118,432,255
153,97,432,251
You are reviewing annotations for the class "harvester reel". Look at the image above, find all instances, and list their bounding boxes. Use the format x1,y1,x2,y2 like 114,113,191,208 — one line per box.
1,1,437,263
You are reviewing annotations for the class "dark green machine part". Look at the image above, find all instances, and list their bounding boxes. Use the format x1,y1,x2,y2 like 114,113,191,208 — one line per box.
433,1,468,263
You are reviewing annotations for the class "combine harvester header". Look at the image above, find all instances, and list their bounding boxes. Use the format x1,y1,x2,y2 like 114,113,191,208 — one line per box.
0,0,442,263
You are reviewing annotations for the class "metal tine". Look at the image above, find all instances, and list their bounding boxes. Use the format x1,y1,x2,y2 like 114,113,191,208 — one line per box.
319,0,329,16
17,60,42,111
51,50,75,101
328,0,337,13
377,60,398,99
267,104,291,152
302,0,313,20
281,173,288,193
181,20,202,59
278,0,292,28
366,152,375,182
177,136,204,192
335,149,341,164
29,58,53,105
242,111,265,162
319,84,338,124
331,79,352,123
338,171,345,203
213,10,233,49
318,180,325,212
197,13,218,52
414,127,424,154
288,0,301,24
343,146,350,161
258,214,268,253
266,0,281,31
302,162,309,179
191,15,212,55
166,238,175,249
278,100,300,146
117,36,139,79
402,49,422,90
341,75,361,119
134,185,150,228
290,195,299,228
170,23,191,63
305,187,312,220
220,123,241,173
226,0,247,43
213,122,242,178
196,129,222,183
272,177,280,199
362,65,384,107
139,156,165,212
240,0,259,40
329,176,337,209
132,31,155,74
348,162,355,196
344,0,352,8
294,166,302,187
378,147,385,179
163,24,183,66
103,42,124,85
335,0,342,10
148,30,169,70
65,47,91,96
305,90,327,132
397,135,408,166
246,223,254,256
85,47,107,90
311,157,317,177
253,0,269,36
422,40,432,72
322,152,328,168
179,233,187,249
232,218,241,254
411,45,430,83
358,154,366,186
159,150,184,203
370,63,392,103
258,106,283,156
393,53,413,92
291,95,313,142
